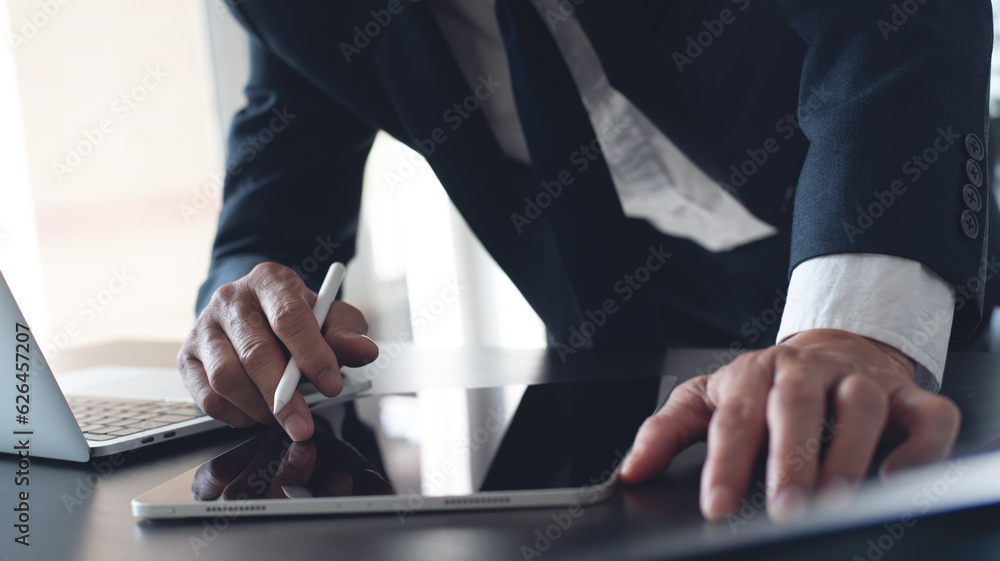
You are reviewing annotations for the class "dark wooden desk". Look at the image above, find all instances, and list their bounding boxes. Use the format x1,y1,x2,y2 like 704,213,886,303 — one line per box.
2,345,998,561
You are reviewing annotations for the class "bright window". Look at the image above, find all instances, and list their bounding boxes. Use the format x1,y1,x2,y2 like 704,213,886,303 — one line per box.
0,0,545,360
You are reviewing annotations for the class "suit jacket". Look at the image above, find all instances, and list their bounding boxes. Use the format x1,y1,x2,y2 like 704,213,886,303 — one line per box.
198,0,995,350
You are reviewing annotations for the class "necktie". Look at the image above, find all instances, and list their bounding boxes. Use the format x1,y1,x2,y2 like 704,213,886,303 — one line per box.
495,0,665,351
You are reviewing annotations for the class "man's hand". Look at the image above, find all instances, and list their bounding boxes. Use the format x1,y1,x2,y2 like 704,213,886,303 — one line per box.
619,329,960,521
191,421,393,501
178,262,379,441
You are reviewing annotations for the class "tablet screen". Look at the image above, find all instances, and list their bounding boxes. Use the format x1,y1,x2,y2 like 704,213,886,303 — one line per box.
139,376,672,507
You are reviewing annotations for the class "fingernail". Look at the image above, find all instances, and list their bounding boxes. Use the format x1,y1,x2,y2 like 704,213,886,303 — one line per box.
281,484,314,499
359,334,379,361
769,487,808,521
701,486,734,521
816,477,853,511
285,443,309,468
282,413,309,442
620,444,642,478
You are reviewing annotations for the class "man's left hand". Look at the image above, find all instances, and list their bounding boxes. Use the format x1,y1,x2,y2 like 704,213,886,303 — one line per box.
619,328,961,521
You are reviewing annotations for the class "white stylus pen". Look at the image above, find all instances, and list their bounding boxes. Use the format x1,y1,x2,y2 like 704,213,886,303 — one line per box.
272,262,346,415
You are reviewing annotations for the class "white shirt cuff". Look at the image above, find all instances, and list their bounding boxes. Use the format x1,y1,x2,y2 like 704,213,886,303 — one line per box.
776,254,956,393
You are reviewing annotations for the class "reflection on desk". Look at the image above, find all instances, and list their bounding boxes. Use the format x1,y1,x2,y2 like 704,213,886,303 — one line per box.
134,376,668,518
2,346,999,561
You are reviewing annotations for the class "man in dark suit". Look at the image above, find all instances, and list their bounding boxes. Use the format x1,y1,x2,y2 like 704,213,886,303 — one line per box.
177,0,995,521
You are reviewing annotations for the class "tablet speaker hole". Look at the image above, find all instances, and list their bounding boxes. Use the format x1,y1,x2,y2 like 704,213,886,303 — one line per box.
443,496,511,506
205,505,267,512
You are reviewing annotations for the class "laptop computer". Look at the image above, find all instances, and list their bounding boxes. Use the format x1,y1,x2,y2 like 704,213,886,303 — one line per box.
0,270,371,462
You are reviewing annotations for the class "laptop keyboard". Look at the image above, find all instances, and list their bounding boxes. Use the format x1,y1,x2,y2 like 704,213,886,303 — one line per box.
66,396,204,442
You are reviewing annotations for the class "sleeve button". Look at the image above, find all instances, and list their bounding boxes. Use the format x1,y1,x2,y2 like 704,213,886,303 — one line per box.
962,184,982,212
965,133,985,161
961,210,980,239
965,159,983,187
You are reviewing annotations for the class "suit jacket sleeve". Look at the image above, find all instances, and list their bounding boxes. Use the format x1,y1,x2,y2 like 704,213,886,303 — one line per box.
196,37,377,314
776,0,993,340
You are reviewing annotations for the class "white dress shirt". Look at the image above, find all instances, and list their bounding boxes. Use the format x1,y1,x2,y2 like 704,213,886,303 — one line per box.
426,0,955,390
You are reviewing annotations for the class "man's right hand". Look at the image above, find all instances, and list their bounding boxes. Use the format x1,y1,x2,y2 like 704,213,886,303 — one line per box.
178,262,379,441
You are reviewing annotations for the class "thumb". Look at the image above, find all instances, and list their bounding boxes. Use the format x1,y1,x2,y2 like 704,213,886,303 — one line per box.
619,378,712,484
323,301,379,367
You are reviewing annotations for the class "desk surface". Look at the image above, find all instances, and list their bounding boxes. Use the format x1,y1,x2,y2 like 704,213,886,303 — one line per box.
3,343,1000,561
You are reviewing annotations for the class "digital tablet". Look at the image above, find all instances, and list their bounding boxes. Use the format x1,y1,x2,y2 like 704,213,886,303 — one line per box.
132,375,675,520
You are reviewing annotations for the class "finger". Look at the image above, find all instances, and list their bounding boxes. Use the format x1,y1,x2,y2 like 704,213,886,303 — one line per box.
192,463,229,501
264,442,318,498
178,345,256,428
879,388,960,479
199,325,273,424
191,433,275,500
324,301,379,369
252,264,341,396
765,354,827,521
700,354,773,521
619,376,712,485
221,432,292,500
219,296,315,438
320,469,354,497
273,390,315,442
816,374,889,499
349,468,394,496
